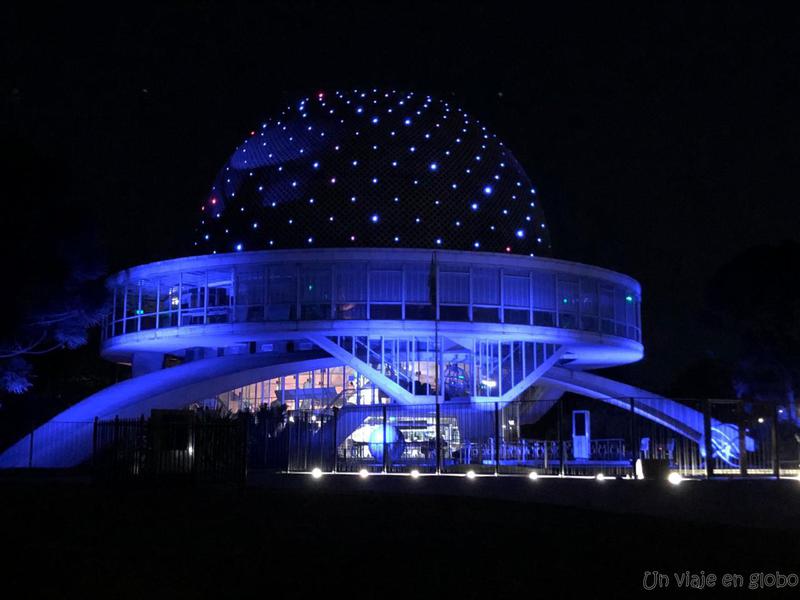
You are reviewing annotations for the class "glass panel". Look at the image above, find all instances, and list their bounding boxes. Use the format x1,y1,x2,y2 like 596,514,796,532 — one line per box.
504,308,529,324
370,269,402,302
439,305,469,321
113,286,125,322
406,304,434,320
580,278,598,331
503,273,529,308
404,266,432,303
337,303,366,319
473,307,500,323
335,264,366,302
532,272,555,309
439,269,469,304
625,290,637,327
235,267,265,322
125,285,139,318
599,286,614,318
475,340,500,398
614,287,628,336
300,267,332,302
371,305,402,319
181,271,206,326
300,266,332,320
158,276,180,328
580,278,598,315
267,265,296,321
558,277,578,329
501,342,512,395
140,280,157,315
207,269,233,323
472,267,499,305
336,264,366,319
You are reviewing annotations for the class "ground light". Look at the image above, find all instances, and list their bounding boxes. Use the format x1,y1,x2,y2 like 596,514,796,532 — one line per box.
359,469,369,478
596,473,606,482
528,471,539,481
410,469,420,478
311,468,323,479
466,470,476,479
668,472,683,486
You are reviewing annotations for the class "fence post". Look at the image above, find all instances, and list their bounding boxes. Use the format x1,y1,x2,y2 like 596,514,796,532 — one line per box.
240,414,248,487
262,412,268,468
494,402,500,476
435,402,442,475
138,415,145,479
382,403,388,474
286,414,291,474
738,399,747,477
703,400,713,479
772,400,780,479
629,398,636,473
92,416,99,471
332,407,338,473
306,413,313,472
114,415,120,476
557,396,565,477
543,440,548,470
193,412,200,482
28,420,34,469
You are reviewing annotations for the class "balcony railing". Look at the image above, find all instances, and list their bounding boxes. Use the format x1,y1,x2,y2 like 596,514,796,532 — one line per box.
102,249,642,343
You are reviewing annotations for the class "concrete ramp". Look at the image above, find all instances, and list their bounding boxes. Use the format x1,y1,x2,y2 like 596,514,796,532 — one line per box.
542,367,706,441
0,352,337,468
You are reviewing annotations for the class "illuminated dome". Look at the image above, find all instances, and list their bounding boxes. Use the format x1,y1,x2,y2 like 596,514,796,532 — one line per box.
195,89,551,255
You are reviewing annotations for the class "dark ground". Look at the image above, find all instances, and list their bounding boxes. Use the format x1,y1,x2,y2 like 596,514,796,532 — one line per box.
1,475,797,598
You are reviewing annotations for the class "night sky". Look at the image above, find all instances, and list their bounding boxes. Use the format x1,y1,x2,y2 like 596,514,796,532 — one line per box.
3,2,799,393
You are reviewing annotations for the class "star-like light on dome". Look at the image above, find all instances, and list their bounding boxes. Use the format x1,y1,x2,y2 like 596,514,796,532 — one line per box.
197,89,550,256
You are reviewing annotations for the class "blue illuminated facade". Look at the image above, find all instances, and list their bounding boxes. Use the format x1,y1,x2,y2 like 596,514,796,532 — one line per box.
0,89,753,473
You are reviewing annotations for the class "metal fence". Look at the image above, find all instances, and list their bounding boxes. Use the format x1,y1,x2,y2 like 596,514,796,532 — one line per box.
274,397,800,479
2,396,799,481
93,411,247,483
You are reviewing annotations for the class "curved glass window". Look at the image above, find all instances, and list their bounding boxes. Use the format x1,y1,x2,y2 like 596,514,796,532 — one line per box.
104,253,641,343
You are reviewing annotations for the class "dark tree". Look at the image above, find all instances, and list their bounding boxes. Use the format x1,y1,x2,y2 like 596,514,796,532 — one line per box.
708,242,800,423
0,131,107,394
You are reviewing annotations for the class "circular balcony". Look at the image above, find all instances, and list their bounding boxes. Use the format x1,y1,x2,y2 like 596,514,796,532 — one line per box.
101,248,643,368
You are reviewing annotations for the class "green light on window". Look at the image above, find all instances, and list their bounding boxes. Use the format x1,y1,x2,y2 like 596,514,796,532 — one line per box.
135,309,144,315
308,285,314,291
625,295,634,303
562,297,569,304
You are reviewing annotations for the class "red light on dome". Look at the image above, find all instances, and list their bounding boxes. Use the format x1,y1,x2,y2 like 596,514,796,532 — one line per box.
317,91,325,99
210,197,217,205
505,246,512,252
250,130,255,136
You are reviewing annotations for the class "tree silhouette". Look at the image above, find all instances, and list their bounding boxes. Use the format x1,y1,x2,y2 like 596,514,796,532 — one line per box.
0,131,107,394
708,241,800,423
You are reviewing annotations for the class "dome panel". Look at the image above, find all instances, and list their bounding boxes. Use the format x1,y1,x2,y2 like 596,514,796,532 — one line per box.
196,89,551,255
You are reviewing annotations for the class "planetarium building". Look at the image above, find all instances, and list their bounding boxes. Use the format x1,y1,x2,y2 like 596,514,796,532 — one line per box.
1,89,733,474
